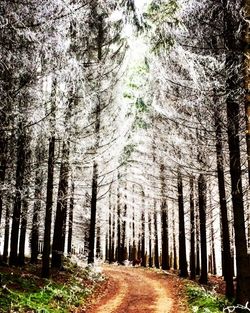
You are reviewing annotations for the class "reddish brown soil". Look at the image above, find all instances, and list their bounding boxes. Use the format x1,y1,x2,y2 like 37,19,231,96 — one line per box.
83,265,189,313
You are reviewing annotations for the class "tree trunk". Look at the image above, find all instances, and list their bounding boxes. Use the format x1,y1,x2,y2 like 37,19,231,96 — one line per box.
51,140,70,268
198,174,208,284
172,207,177,270
244,0,250,185
96,225,101,258
0,138,7,226
111,206,116,262
141,208,146,266
31,140,44,263
195,202,200,276
108,208,112,263
223,0,250,303
154,202,159,269
42,136,55,278
122,204,127,261
148,212,153,268
18,190,29,266
67,182,74,255
3,200,10,263
177,170,188,277
88,162,98,264
9,124,26,266
214,104,234,297
161,201,169,270
190,176,196,280
30,189,42,263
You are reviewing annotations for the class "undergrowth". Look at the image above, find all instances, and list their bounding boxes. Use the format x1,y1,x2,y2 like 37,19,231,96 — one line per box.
0,260,103,313
186,283,231,313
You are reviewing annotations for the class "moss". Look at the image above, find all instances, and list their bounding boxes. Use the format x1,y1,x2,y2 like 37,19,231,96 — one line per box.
186,283,231,313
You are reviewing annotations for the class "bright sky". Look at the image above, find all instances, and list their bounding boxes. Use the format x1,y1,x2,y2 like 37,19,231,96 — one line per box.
134,0,150,12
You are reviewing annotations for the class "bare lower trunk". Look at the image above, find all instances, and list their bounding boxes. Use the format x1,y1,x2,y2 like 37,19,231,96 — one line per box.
42,137,55,278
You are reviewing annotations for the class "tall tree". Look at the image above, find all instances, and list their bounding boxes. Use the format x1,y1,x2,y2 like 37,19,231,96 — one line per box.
9,123,26,266
198,174,208,284
41,136,55,277
189,176,196,280
178,170,188,277
224,0,250,304
214,102,234,298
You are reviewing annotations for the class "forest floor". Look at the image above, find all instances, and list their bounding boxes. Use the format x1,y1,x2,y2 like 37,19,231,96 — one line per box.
83,264,189,313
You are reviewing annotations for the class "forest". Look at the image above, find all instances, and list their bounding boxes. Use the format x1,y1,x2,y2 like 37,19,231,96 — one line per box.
0,0,250,312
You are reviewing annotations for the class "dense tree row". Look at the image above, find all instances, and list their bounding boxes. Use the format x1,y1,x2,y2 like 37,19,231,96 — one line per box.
0,0,249,307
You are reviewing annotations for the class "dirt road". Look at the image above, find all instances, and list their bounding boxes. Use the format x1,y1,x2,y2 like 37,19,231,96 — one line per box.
85,265,188,313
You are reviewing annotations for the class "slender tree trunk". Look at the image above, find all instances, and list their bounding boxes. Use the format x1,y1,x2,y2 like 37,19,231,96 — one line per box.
160,164,169,270
42,136,55,278
0,139,7,226
244,0,250,185
96,226,101,258
214,104,234,297
31,140,44,263
141,209,146,266
227,99,250,303
108,209,112,263
190,176,196,280
9,124,26,266
121,204,127,261
161,201,169,270
111,206,115,262
18,190,29,266
3,200,10,263
67,182,74,255
154,202,159,269
172,207,177,270
116,179,122,264
88,162,98,264
178,170,188,277
87,6,103,265
198,174,208,284
148,212,153,268
132,195,136,261
51,140,70,268
223,0,250,303
195,201,201,276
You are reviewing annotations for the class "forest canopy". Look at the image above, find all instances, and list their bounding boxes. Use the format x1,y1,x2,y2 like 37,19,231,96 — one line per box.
0,0,250,308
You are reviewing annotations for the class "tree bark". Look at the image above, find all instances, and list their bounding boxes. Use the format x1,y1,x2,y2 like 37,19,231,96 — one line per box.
195,202,200,276
67,181,74,255
223,0,250,303
3,200,10,263
31,140,44,263
42,136,55,278
141,211,146,266
161,201,169,270
190,176,196,280
122,204,127,261
154,202,159,269
148,212,153,268
9,124,26,266
198,174,208,284
18,190,29,266
88,162,98,264
214,104,234,297
51,140,70,268
177,170,188,277
243,0,250,185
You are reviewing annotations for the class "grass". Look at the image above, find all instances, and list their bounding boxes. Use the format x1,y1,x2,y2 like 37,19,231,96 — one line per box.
185,283,232,313
0,260,104,312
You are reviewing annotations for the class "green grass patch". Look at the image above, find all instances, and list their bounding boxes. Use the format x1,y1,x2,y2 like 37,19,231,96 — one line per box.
0,262,101,313
186,283,231,313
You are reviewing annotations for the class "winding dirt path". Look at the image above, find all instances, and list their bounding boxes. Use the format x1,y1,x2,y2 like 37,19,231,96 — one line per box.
85,265,188,313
